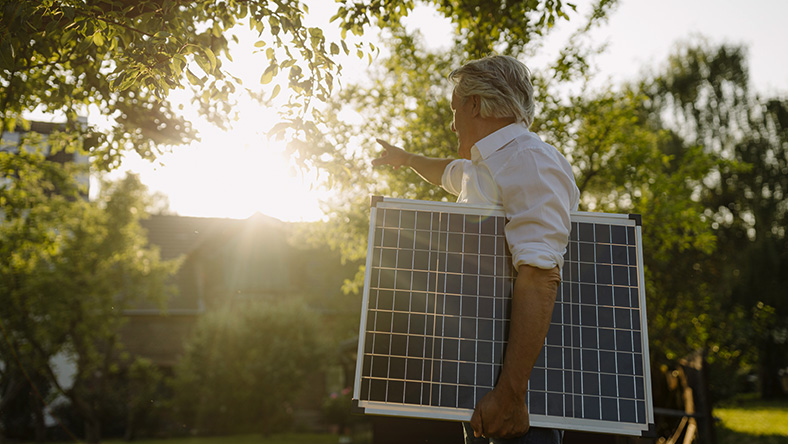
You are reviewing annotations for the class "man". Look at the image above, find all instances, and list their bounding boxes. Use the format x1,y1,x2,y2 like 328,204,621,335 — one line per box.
372,55,580,444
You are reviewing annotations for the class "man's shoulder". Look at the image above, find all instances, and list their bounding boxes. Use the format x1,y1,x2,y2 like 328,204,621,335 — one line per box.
484,131,558,169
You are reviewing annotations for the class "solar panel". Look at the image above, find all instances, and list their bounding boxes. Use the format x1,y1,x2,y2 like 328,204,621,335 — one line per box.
352,197,655,437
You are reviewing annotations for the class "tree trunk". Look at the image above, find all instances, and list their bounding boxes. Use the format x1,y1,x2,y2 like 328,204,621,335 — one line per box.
33,392,46,443
84,416,101,444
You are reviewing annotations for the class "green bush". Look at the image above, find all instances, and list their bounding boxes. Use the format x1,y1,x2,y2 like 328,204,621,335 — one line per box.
171,299,326,435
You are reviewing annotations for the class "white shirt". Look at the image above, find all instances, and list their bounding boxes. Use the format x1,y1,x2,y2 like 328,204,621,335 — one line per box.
441,123,580,270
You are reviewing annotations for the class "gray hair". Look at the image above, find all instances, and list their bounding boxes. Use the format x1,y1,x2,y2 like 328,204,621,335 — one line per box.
448,55,535,128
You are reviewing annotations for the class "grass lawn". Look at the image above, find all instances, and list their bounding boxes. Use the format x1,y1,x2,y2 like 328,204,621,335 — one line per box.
101,433,340,444
715,395,788,444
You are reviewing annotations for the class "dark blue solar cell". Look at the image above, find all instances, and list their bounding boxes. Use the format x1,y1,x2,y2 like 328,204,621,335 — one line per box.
547,392,564,416
578,223,594,241
583,396,600,420
460,317,476,338
600,373,617,397
595,224,611,243
619,399,636,423
371,355,388,377
480,235,495,254
407,336,424,357
582,349,599,372
460,340,475,361
415,211,431,230
599,328,615,350
405,381,422,404
618,375,635,399
441,361,458,384
391,334,408,356
547,369,564,392
601,397,618,421
598,307,614,328
477,364,494,388
617,352,634,375
449,213,464,233
462,276,478,297
459,363,475,385
530,391,547,415
389,357,406,379
439,384,457,407
530,368,546,390
611,225,626,244
458,385,475,409
616,329,633,352
583,372,599,395
599,351,616,373
580,242,595,262
597,265,612,284
370,379,387,402
442,339,459,361
596,244,612,264
477,340,493,362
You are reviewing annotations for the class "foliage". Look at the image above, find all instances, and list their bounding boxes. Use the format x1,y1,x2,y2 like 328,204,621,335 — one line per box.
0,0,342,170
171,298,326,436
641,42,788,399
0,156,178,442
334,0,620,58
321,386,353,430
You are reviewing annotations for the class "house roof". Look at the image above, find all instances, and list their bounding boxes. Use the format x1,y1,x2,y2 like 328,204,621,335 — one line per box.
141,213,285,260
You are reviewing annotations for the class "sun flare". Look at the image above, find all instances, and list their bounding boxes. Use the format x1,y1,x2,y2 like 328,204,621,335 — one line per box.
113,105,327,222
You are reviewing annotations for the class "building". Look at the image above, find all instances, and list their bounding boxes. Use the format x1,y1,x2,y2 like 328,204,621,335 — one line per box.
0,117,91,195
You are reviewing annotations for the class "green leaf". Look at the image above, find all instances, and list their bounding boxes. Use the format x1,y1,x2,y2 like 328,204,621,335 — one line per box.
254,40,266,48
203,47,217,72
195,54,212,74
260,65,276,84
330,42,339,55
92,31,105,47
186,68,202,85
271,84,281,100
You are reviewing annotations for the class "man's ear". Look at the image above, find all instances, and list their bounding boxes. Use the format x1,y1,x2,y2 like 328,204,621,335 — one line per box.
471,95,481,117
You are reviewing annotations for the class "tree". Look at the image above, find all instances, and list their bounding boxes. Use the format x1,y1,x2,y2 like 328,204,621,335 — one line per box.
0,157,177,442
642,42,788,399
0,0,347,170
170,299,325,435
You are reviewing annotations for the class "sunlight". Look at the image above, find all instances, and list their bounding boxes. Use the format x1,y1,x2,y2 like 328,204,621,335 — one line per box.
110,102,328,222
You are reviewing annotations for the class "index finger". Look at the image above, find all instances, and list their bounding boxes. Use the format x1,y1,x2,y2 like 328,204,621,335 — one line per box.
470,406,484,438
375,139,394,149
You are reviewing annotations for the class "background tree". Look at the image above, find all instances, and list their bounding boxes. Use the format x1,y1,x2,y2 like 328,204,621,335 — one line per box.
0,157,177,442
641,42,788,399
170,299,325,435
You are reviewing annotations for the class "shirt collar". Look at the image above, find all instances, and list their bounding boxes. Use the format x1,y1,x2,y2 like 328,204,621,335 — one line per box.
472,123,530,161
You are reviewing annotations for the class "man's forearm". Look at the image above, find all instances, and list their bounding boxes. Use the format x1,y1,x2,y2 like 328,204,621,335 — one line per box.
497,264,561,400
405,153,452,186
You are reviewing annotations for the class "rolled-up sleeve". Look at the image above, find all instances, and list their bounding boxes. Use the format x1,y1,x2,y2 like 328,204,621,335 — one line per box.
441,159,469,196
494,147,576,270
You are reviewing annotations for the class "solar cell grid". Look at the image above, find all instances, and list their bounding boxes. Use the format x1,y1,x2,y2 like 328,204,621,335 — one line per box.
354,198,654,437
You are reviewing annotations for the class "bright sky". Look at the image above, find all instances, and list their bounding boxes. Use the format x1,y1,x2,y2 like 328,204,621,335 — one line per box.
102,0,787,222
